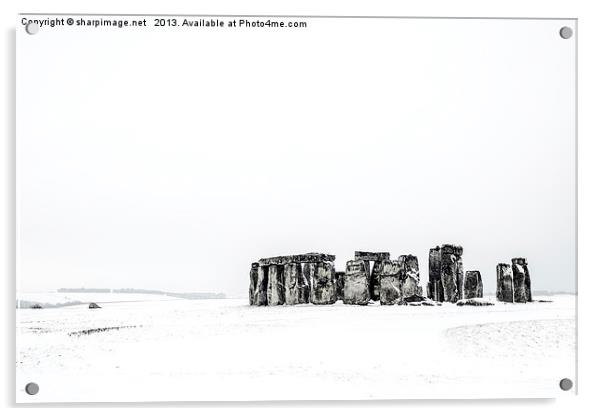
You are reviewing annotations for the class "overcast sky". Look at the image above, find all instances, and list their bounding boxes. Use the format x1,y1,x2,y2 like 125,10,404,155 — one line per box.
16,17,576,296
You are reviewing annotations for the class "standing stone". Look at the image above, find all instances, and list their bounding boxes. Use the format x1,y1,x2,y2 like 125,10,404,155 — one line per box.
310,262,337,305
464,270,483,299
399,255,422,300
524,264,532,302
303,263,315,303
363,260,372,298
300,263,311,304
428,247,444,302
335,271,345,301
370,260,384,301
343,260,370,305
456,256,464,299
254,265,269,306
355,252,389,302
249,263,259,305
267,264,285,306
440,244,464,303
512,258,531,303
284,262,307,305
379,260,403,305
496,263,513,302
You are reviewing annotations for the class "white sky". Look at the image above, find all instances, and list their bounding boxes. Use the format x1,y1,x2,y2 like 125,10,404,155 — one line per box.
16,16,576,296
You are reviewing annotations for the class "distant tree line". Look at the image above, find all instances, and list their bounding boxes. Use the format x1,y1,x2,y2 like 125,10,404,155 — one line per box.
56,288,226,299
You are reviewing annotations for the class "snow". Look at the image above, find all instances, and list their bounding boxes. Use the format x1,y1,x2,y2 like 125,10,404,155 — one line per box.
16,295,576,402
16,291,175,308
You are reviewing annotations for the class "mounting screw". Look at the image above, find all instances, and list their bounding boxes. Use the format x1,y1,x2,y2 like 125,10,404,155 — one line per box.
25,22,40,35
559,378,573,391
25,382,39,395
559,26,573,39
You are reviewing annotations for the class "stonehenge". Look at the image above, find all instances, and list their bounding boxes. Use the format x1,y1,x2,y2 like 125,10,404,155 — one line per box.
354,251,390,262
427,244,464,303
258,253,335,266
456,298,494,307
496,263,514,302
399,255,423,299
249,250,424,306
283,262,307,305
427,248,444,302
248,262,259,305
464,271,483,299
248,248,534,306
310,262,337,305
441,245,464,303
369,260,384,301
378,255,424,305
251,263,268,306
249,253,337,306
495,258,532,303
335,271,345,301
267,264,285,306
378,260,403,305
512,258,532,303
355,251,389,301
343,260,371,305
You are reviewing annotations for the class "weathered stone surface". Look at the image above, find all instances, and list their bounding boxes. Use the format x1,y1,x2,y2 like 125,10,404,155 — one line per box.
403,297,440,306
464,270,483,299
249,262,259,305
258,253,335,266
403,294,426,303
355,251,390,261
440,244,464,303
496,263,513,302
267,264,285,306
456,257,465,299
301,264,311,303
427,244,464,303
284,262,308,305
303,263,314,302
343,260,370,305
253,266,269,306
335,271,345,301
441,244,463,257
399,254,422,300
379,260,403,305
363,260,372,298
310,262,337,305
427,247,444,302
512,258,531,303
456,298,494,306
369,260,384,301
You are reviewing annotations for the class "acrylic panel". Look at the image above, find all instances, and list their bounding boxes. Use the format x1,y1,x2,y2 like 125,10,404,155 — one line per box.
16,14,577,402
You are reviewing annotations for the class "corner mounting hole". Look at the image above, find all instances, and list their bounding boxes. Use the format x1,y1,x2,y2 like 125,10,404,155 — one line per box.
25,22,40,35
559,26,573,39
559,378,573,391
25,382,39,395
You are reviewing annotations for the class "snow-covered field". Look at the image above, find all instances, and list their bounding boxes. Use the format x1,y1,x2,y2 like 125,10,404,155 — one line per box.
16,291,175,308
16,295,576,402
